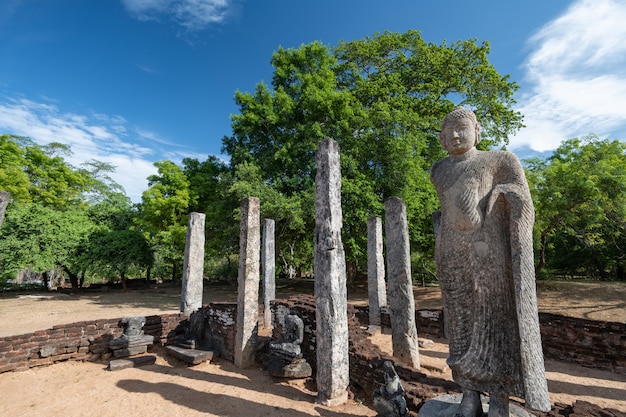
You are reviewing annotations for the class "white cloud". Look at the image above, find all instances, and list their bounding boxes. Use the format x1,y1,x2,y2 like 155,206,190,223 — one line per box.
0,96,163,202
121,0,232,31
510,0,626,152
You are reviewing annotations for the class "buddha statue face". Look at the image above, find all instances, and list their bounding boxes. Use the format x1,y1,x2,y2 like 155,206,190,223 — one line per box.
439,107,481,156
440,116,478,155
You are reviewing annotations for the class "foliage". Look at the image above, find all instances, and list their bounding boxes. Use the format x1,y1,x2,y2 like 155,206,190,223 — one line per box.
0,202,95,286
0,134,142,289
137,160,190,281
526,135,626,280
182,156,238,280
0,134,31,201
221,30,522,279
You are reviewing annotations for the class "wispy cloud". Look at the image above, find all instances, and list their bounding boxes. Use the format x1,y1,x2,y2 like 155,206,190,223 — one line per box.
0,96,168,202
121,0,233,32
510,0,626,152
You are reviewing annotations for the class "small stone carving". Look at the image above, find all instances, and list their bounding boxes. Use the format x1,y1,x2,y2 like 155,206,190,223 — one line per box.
109,316,154,358
372,361,408,417
266,314,312,379
430,107,550,416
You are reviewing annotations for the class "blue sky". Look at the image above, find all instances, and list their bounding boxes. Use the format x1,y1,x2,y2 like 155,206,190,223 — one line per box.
1,0,626,202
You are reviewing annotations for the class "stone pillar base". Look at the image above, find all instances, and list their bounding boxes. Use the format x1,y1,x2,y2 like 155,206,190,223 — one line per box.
316,391,348,407
420,394,537,417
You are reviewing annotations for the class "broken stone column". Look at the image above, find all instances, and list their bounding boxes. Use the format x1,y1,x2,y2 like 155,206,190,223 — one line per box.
262,218,276,329
0,191,9,227
367,216,387,331
314,138,349,406
180,212,206,316
384,197,420,369
234,197,261,368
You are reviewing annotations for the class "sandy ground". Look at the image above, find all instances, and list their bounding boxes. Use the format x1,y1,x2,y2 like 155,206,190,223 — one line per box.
1,281,625,416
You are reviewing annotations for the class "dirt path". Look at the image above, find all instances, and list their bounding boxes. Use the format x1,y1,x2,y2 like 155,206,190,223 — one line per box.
1,280,625,415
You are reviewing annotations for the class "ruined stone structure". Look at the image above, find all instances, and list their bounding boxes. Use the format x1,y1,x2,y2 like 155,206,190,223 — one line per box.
262,218,276,329
314,138,349,406
234,197,260,368
367,216,387,331
384,197,420,369
372,361,408,417
108,316,154,358
430,107,550,416
181,212,205,316
266,313,312,378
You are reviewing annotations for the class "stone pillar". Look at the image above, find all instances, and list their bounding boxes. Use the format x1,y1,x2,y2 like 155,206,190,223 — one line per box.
384,197,420,369
0,191,9,227
367,216,387,331
262,218,276,328
180,212,206,316
314,138,349,406
234,197,261,368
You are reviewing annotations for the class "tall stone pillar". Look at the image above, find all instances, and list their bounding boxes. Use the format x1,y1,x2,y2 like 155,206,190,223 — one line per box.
367,216,387,330
314,138,349,406
384,197,420,369
262,218,276,328
234,197,261,368
180,212,206,316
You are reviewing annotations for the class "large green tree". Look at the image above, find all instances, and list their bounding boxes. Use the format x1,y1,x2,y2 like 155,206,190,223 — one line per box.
222,30,522,279
0,202,95,288
0,134,140,289
526,135,626,280
183,156,240,280
138,160,190,281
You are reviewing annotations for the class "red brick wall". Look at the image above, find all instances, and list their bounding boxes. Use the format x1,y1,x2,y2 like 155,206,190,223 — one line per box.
0,313,186,373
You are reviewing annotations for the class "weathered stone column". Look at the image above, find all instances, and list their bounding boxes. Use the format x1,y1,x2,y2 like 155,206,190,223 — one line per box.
234,197,261,368
314,138,349,406
384,197,420,369
180,212,206,316
0,191,9,227
367,216,387,331
262,218,276,328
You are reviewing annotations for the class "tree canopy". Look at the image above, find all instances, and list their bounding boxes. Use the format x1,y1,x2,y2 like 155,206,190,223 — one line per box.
222,30,523,277
526,135,626,280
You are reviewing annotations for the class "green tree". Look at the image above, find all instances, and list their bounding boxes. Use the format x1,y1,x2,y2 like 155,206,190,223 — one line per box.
138,160,190,281
183,156,239,280
0,134,137,289
526,135,626,280
222,30,522,279
0,202,95,288
0,134,31,201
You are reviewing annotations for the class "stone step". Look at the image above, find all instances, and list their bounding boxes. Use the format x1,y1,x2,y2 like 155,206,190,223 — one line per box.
165,345,215,365
107,355,157,371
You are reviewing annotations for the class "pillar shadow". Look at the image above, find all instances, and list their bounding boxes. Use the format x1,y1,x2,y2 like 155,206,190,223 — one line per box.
117,379,316,416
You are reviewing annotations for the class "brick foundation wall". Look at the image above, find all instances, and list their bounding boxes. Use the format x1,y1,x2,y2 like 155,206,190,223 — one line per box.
0,313,186,373
2,295,624,380
377,306,625,375
539,313,626,374
274,297,625,377
0,302,239,374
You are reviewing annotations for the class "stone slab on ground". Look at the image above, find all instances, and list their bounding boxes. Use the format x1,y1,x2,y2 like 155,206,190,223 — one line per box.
107,355,156,371
419,394,535,417
165,345,215,365
112,345,148,358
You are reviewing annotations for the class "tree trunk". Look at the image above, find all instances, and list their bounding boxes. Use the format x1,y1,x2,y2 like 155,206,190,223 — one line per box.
146,266,151,284
42,271,49,291
121,270,127,292
589,247,610,281
65,268,80,291
171,263,177,282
